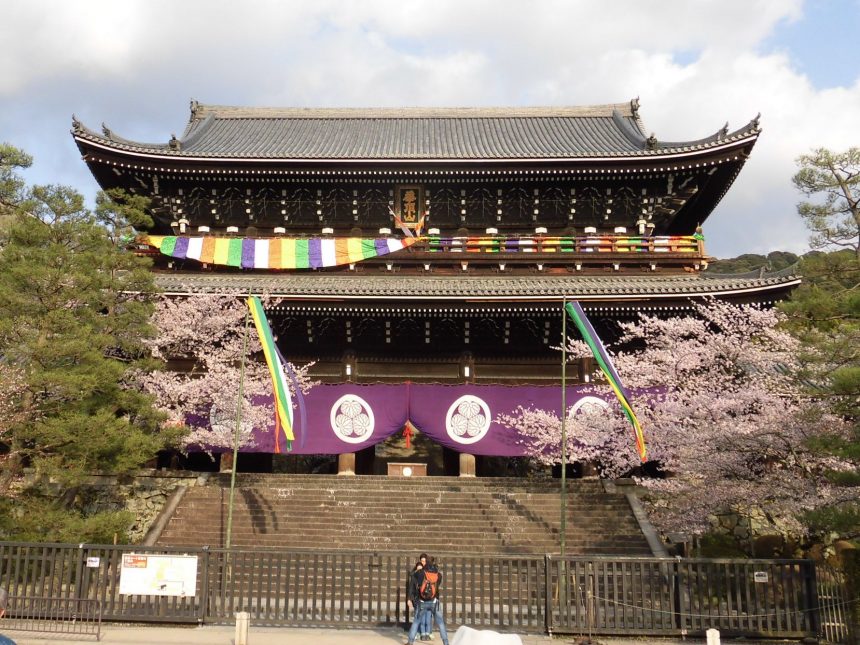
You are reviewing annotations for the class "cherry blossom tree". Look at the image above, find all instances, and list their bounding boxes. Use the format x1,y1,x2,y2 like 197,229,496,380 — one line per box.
499,300,854,535
137,294,315,454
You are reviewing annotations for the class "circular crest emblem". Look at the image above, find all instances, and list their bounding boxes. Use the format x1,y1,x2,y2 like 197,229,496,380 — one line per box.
445,395,492,445
209,402,252,437
330,394,375,444
568,395,610,417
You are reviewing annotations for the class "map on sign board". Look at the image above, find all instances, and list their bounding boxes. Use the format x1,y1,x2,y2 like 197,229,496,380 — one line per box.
119,554,198,597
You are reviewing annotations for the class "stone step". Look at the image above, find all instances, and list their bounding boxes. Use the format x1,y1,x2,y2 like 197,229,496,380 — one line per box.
217,476,607,492
156,475,651,556
174,495,632,509
180,487,627,506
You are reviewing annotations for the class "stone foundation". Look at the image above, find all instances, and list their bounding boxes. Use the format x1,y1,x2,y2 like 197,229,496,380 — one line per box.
24,469,205,544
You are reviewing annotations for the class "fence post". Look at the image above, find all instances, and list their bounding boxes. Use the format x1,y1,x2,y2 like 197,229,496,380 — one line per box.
673,556,684,635
73,544,85,603
544,554,552,635
586,560,594,641
804,560,820,639
199,546,210,625
235,610,250,645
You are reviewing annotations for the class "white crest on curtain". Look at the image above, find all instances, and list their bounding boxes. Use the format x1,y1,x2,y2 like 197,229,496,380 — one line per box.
446,395,491,445
330,394,375,444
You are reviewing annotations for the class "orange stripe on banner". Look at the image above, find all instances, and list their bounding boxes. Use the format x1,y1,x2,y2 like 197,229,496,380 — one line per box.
199,237,216,264
335,238,351,265
269,238,282,269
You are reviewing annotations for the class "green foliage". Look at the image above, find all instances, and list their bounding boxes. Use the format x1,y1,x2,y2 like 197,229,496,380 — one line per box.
696,533,748,558
780,253,860,541
706,251,798,274
0,142,33,235
0,495,133,544
0,144,173,510
804,505,860,539
793,147,860,257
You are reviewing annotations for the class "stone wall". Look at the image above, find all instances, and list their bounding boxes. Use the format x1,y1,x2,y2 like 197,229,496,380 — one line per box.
24,469,206,544
709,509,802,557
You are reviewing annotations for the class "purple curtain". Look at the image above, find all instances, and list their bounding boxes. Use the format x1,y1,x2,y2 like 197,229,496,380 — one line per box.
189,383,613,456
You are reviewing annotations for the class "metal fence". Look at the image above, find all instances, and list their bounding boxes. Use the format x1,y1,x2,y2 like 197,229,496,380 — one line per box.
546,556,819,639
816,564,854,644
3,595,101,640
0,541,846,640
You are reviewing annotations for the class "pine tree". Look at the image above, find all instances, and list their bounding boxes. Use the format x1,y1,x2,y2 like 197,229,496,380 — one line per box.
0,145,174,541
781,250,860,540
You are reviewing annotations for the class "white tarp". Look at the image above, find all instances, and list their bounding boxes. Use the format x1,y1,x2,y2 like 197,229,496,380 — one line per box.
451,626,523,645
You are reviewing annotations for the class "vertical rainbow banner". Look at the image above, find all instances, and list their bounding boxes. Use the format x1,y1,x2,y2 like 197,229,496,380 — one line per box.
248,296,294,452
565,301,647,462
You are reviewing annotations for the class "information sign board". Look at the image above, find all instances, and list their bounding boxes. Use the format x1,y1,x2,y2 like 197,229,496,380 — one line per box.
119,554,198,597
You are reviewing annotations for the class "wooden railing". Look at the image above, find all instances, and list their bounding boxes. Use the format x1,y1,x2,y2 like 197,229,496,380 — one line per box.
422,234,703,255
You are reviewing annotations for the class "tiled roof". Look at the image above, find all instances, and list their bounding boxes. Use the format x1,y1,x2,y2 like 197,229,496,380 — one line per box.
72,101,760,161
152,271,800,300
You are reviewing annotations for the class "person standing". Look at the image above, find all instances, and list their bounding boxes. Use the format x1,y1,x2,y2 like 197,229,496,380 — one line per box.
407,556,449,645
0,587,17,645
406,554,433,641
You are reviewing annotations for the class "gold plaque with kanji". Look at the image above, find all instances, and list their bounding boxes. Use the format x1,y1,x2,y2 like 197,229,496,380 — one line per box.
394,185,424,228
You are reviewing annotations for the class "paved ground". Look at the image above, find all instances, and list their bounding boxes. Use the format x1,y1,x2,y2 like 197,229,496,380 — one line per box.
0,623,780,645
1,624,549,645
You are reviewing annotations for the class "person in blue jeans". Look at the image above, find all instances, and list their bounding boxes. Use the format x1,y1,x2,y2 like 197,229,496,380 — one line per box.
407,555,433,640
406,557,449,645
0,587,17,644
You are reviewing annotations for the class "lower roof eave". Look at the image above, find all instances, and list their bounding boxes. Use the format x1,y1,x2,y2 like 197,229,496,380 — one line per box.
154,279,801,301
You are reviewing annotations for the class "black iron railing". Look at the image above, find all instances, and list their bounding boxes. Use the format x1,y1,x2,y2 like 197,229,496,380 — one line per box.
0,541,846,641
3,595,101,640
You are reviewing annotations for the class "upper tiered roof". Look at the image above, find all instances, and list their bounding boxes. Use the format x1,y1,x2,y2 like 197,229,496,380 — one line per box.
72,99,760,163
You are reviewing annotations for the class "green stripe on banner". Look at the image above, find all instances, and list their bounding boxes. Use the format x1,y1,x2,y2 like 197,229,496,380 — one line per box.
161,236,178,256
294,239,309,268
226,239,243,267
248,297,294,443
360,239,377,259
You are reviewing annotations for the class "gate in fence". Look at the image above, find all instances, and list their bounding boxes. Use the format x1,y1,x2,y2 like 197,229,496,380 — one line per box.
0,541,846,641
816,564,854,644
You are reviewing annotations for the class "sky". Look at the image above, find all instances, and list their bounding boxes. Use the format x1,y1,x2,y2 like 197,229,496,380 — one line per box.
2,0,858,259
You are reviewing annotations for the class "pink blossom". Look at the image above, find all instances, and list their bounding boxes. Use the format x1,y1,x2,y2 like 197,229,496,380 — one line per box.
500,300,853,535
137,295,315,454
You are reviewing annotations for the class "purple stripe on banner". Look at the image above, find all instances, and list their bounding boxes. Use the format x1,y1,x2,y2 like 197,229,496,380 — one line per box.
241,239,256,268
505,238,519,250
172,237,189,259
277,346,307,450
374,239,388,256
308,238,323,269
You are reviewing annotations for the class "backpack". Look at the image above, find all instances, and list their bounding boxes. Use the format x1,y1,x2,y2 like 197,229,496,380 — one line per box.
419,569,439,601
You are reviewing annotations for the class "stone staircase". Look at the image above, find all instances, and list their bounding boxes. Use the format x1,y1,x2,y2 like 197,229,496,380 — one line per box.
156,474,654,555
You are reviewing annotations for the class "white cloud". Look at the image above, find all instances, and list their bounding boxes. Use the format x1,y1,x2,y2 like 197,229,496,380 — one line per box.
2,0,857,257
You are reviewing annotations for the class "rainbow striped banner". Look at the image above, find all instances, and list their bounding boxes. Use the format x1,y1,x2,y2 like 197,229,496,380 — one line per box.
143,235,418,269
565,301,647,462
248,296,294,452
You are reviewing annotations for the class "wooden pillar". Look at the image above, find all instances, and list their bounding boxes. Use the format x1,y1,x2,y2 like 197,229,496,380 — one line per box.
219,452,234,474
459,453,476,478
338,453,356,476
